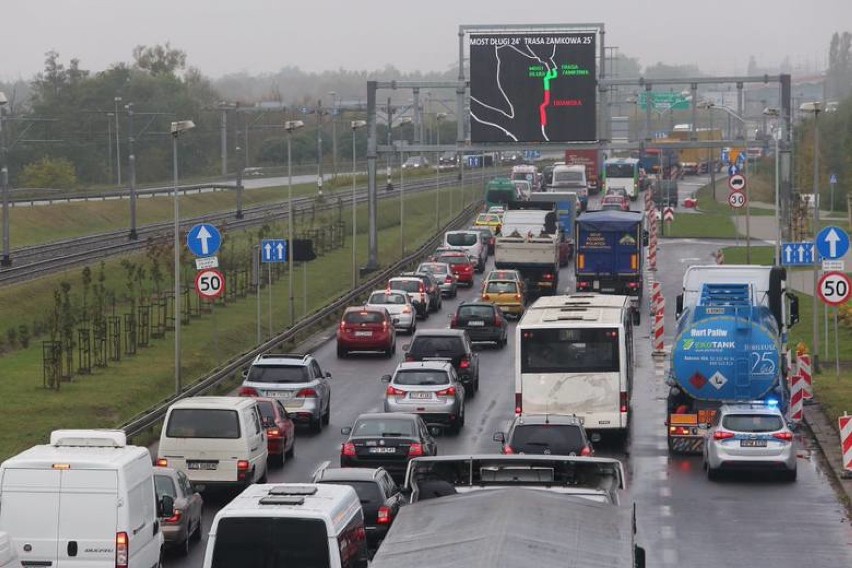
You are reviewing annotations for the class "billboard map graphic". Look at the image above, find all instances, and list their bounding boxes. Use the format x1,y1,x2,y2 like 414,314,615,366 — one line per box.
469,32,597,143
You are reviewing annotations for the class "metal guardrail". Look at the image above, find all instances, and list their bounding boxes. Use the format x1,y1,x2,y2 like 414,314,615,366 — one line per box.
121,198,484,438
10,183,237,205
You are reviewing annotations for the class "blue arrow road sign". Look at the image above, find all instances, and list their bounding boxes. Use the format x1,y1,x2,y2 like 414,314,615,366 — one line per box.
781,242,815,266
830,173,838,184
261,239,288,263
816,226,850,260
186,224,222,257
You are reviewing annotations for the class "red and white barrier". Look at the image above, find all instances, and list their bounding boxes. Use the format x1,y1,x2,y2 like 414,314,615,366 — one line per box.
653,298,665,354
789,374,804,423
648,209,659,272
644,189,653,213
650,280,662,315
839,414,852,475
797,353,813,400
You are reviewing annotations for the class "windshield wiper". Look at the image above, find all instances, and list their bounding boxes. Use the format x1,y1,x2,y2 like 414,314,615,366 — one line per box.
525,442,551,447
381,432,406,437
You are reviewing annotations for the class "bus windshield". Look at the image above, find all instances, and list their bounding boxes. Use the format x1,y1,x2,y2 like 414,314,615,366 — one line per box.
520,328,620,373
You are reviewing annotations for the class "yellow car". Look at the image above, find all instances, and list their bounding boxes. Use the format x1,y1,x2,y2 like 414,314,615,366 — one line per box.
482,269,526,297
481,279,525,316
474,213,502,233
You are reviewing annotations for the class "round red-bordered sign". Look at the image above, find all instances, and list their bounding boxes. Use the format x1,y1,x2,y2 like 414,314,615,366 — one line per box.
728,190,746,208
195,268,226,301
817,271,851,306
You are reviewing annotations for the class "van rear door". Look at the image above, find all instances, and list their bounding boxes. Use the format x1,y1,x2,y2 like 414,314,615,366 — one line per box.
0,468,62,563
57,469,118,567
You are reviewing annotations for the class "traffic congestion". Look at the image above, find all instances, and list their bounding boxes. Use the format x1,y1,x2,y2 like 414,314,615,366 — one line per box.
1,158,851,568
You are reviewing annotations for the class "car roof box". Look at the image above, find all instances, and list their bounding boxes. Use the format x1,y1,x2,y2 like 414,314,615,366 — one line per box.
50,429,127,448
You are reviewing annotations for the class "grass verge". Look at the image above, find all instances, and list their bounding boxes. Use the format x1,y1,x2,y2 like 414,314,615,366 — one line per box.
665,183,738,238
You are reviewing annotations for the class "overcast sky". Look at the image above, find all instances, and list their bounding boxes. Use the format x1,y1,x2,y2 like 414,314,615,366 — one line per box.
0,0,847,80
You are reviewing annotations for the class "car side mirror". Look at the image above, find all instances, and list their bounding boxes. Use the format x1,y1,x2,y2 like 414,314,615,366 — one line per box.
492,432,505,443
158,495,174,519
402,343,411,351
340,427,352,435
241,370,248,379
675,294,684,320
325,372,332,379
429,426,444,438
392,317,400,325
381,374,392,382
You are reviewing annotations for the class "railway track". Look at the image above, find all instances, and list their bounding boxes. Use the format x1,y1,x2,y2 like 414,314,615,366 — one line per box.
0,173,484,286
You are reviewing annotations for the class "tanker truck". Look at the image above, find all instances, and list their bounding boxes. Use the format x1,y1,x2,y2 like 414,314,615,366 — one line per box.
667,265,799,454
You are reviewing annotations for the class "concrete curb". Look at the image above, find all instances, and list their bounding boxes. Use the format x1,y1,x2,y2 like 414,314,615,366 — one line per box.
802,401,852,517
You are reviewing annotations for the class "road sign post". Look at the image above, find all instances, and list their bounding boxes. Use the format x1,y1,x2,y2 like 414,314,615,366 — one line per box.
728,190,746,208
194,268,225,301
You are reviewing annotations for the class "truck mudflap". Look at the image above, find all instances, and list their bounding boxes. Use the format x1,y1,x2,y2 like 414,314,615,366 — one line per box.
667,413,709,454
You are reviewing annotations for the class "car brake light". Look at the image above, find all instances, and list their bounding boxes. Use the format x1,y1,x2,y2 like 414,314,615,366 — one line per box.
237,460,250,471
408,443,424,457
620,391,628,413
377,505,393,525
296,388,318,398
502,445,515,455
165,509,183,524
267,428,281,438
450,314,459,327
386,385,405,396
514,294,521,301
577,281,590,290
580,446,593,457
773,431,794,441
342,442,356,457
436,386,456,397
459,358,470,369
419,284,425,293
239,386,259,397
713,431,736,440
155,458,168,467
543,273,554,281
514,393,522,414
627,281,639,289
445,276,453,284
116,532,128,568
494,313,503,326
405,354,415,362
339,321,346,331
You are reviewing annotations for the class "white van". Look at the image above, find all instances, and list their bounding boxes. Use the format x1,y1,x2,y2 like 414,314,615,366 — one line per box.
157,396,268,490
443,230,487,272
202,483,368,568
0,429,166,568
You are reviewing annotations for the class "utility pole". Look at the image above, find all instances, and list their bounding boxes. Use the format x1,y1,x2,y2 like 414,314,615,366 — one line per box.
220,106,228,177
127,103,138,240
317,99,323,196
114,96,122,185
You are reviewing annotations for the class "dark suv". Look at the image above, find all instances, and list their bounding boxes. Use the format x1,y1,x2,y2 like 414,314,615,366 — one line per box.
493,414,594,456
403,329,479,395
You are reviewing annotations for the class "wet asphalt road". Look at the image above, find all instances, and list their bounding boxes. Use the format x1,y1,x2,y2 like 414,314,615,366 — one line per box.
166,181,852,567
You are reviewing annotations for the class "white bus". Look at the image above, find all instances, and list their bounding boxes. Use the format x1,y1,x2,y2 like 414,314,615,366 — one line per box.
602,158,641,200
515,294,635,440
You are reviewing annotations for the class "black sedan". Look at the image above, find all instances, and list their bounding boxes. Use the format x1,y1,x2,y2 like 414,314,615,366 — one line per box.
312,466,406,549
449,301,508,348
340,413,438,481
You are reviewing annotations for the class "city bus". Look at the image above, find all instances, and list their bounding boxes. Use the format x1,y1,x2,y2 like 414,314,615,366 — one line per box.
602,158,641,201
515,294,635,442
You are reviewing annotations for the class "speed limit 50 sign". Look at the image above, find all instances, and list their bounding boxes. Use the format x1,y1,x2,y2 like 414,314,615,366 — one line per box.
817,271,851,306
195,268,226,301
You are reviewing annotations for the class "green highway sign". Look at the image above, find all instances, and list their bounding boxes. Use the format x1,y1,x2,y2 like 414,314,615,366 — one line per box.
639,92,691,111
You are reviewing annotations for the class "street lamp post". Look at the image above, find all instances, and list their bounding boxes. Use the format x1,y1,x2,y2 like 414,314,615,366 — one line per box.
0,91,10,267
126,103,138,240
763,107,782,265
329,91,338,179
800,101,822,373
285,120,305,326
436,112,447,226
351,120,367,287
171,119,196,395
316,101,324,196
114,96,122,186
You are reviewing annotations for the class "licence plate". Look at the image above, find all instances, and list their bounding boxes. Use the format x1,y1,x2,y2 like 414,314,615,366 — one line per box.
409,392,432,399
601,288,615,293
740,439,767,448
187,461,218,470
266,390,293,399
593,280,600,290
467,321,485,327
369,447,396,454
354,331,373,337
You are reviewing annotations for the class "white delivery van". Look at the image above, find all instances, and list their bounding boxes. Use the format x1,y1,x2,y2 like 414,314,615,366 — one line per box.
157,396,268,490
0,429,166,568
202,483,368,568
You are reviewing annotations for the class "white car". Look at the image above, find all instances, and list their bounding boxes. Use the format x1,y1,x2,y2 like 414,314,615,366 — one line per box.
366,290,417,334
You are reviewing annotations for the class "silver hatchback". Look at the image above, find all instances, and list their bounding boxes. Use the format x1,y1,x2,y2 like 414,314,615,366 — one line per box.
366,290,416,334
382,362,465,434
703,402,797,482
416,262,458,298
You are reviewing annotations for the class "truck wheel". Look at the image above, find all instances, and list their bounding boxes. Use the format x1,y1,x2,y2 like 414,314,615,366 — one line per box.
633,310,641,325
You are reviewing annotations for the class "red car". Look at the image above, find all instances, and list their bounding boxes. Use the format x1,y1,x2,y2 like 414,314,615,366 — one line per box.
437,253,475,287
600,195,630,212
254,397,295,465
337,306,397,358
